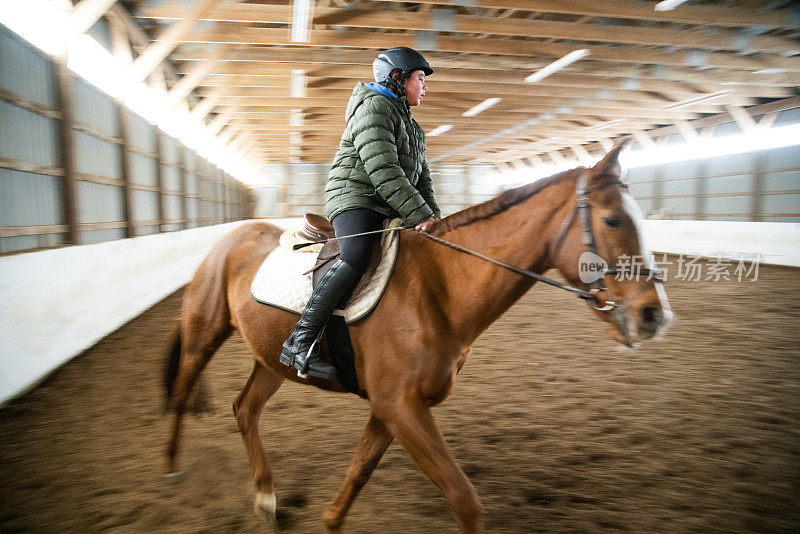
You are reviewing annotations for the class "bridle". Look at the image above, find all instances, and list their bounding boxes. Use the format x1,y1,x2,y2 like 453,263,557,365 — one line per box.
549,172,664,308
421,171,664,312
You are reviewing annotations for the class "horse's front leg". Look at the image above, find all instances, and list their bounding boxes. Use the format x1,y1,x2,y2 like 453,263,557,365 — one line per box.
376,397,483,533
322,414,394,533
233,361,285,529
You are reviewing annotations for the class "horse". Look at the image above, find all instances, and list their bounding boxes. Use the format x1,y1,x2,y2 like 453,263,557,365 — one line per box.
163,143,673,533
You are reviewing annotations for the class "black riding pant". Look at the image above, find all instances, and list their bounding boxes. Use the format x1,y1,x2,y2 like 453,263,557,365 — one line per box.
331,209,386,275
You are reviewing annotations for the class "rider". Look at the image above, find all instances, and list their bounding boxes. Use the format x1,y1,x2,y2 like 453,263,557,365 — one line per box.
280,47,441,379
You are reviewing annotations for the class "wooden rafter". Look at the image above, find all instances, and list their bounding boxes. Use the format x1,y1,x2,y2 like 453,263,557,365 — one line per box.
131,0,223,82
124,1,800,165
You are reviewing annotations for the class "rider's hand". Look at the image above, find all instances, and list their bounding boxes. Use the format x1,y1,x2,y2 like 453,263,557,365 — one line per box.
415,215,440,233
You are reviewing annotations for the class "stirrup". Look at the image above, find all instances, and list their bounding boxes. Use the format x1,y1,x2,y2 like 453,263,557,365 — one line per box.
296,338,320,379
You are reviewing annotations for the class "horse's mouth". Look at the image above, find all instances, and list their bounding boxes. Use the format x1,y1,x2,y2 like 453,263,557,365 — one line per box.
607,305,674,348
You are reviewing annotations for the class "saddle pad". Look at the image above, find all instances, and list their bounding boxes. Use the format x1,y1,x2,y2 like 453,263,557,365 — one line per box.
250,220,402,323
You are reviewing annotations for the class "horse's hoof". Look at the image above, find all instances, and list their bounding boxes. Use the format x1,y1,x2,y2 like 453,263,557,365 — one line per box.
162,471,184,484
254,492,278,530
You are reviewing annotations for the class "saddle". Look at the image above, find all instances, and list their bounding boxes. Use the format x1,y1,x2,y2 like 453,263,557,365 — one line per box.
299,213,342,287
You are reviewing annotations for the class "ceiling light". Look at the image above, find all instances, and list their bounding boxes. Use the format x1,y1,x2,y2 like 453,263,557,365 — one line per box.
462,98,501,117
291,0,312,43
525,49,590,83
654,0,690,11
752,68,787,75
290,70,306,98
622,122,800,168
428,125,453,136
289,109,303,127
664,90,731,110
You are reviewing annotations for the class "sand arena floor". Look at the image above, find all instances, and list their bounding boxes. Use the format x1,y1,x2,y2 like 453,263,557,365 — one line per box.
1,260,798,533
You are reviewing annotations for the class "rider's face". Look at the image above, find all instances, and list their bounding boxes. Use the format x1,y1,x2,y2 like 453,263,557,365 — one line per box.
404,70,427,107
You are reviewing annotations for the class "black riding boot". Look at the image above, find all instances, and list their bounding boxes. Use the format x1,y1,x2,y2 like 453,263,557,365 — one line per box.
279,259,361,379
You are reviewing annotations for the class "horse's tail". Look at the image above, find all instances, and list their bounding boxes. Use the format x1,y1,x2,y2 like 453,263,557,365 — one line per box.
163,324,182,411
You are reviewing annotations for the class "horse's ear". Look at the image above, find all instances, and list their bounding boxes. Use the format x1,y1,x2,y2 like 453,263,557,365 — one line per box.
590,139,630,181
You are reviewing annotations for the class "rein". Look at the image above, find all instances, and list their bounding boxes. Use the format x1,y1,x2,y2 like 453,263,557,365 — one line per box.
420,173,663,312
292,227,408,250
417,230,605,304
294,173,663,311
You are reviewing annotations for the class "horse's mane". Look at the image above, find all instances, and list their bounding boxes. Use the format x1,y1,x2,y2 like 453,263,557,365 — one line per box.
431,167,578,236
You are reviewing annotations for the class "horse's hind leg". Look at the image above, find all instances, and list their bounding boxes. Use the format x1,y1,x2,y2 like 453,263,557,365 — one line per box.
166,315,233,474
233,361,285,528
322,415,394,533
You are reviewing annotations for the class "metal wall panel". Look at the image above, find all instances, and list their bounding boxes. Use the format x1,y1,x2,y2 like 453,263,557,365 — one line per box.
705,195,750,219
0,26,54,108
162,165,181,192
763,170,800,193
73,130,120,179
0,168,62,226
86,17,112,52
164,193,182,220
132,190,159,222
763,194,800,222
185,173,197,197
0,100,59,167
1,233,63,253
76,182,124,223
705,173,752,195
80,228,125,245
126,111,154,154
774,107,800,126
71,78,118,136
186,198,198,227
183,148,196,172
0,25,246,253
160,133,180,165
128,152,157,187
765,145,800,170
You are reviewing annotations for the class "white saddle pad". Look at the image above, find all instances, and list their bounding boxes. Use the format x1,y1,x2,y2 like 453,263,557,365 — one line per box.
250,219,402,323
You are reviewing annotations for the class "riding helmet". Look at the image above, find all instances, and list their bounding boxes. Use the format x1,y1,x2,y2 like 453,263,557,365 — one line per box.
372,47,434,84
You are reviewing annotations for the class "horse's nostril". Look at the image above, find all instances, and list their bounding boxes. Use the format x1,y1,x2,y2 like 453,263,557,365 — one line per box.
641,306,662,326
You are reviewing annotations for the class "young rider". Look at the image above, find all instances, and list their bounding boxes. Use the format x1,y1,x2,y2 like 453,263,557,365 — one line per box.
280,47,441,379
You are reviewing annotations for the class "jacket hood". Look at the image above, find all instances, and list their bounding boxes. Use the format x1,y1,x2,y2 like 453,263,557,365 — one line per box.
345,82,407,123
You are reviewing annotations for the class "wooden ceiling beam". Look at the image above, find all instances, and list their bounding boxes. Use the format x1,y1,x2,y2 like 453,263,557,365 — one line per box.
131,0,223,82
140,4,798,54
176,27,799,72
171,46,800,87
368,0,798,30
190,84,229,121
71,0,120,35
166,43,235,107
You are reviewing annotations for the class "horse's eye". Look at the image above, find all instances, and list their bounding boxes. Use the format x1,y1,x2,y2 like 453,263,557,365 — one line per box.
604,216,621,228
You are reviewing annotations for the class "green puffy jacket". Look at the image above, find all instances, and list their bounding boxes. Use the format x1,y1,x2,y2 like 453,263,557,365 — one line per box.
325,83,441,226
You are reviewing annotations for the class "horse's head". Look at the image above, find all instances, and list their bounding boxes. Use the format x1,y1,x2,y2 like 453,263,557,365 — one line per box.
551,143,673,348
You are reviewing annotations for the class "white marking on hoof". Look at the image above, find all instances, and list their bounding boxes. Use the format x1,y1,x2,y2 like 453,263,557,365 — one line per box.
254,491,278,528
162,471,184,484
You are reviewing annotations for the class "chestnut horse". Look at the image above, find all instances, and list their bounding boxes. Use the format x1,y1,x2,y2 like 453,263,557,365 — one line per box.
164,145,672,533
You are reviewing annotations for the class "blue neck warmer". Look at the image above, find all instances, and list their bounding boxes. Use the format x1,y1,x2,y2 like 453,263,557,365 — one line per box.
366,82,398,99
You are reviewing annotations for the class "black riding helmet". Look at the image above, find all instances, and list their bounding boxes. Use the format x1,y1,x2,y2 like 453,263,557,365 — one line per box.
372,47,433,95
